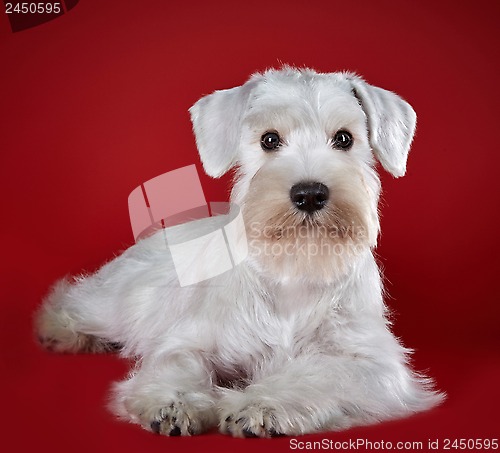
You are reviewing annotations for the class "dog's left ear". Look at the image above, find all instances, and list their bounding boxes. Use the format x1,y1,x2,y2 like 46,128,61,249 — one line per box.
349,76,416,177
189,80,257,178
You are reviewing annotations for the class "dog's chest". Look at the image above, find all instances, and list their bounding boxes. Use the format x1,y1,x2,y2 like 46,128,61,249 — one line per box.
213,281,334,375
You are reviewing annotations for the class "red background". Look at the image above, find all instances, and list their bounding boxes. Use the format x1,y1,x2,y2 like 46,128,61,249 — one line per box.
1,1,499,452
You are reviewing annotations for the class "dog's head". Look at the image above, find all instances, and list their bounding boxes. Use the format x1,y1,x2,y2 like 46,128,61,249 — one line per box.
189,68,416,282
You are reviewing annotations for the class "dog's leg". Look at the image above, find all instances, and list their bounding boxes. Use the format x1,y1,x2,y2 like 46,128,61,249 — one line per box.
219,349,443,437
110,352,218,436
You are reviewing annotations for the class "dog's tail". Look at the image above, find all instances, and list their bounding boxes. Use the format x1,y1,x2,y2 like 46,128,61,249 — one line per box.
35,277,121,354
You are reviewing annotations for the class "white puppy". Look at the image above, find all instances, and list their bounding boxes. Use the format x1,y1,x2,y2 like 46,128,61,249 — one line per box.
36,67,444,438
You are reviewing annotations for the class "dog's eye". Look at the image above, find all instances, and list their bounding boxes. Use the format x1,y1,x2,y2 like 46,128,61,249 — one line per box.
261,132,281,151
332,130,353,150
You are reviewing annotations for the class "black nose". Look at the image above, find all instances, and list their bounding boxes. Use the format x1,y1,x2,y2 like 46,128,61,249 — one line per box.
290,182,329,213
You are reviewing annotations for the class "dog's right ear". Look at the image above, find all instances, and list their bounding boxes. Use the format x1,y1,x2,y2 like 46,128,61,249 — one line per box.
189,81,256,178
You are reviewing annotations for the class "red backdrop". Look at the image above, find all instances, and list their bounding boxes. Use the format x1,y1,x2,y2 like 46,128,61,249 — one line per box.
1,1,499,452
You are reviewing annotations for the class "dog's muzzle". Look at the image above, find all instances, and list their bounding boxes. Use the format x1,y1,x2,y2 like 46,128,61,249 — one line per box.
290,182,329,214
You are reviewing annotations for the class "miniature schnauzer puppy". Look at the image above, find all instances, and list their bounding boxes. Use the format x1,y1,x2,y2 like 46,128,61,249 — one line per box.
36,67,443,438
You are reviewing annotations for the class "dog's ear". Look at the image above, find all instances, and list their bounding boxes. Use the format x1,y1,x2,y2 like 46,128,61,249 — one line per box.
349,76,416,177
189,81,256,178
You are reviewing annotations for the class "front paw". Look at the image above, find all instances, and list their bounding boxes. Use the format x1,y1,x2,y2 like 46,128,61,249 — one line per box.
220,405,286,438
144,400,205,436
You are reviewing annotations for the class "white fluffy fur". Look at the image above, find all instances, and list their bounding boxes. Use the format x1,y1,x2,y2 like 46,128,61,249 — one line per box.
36,67,443,438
